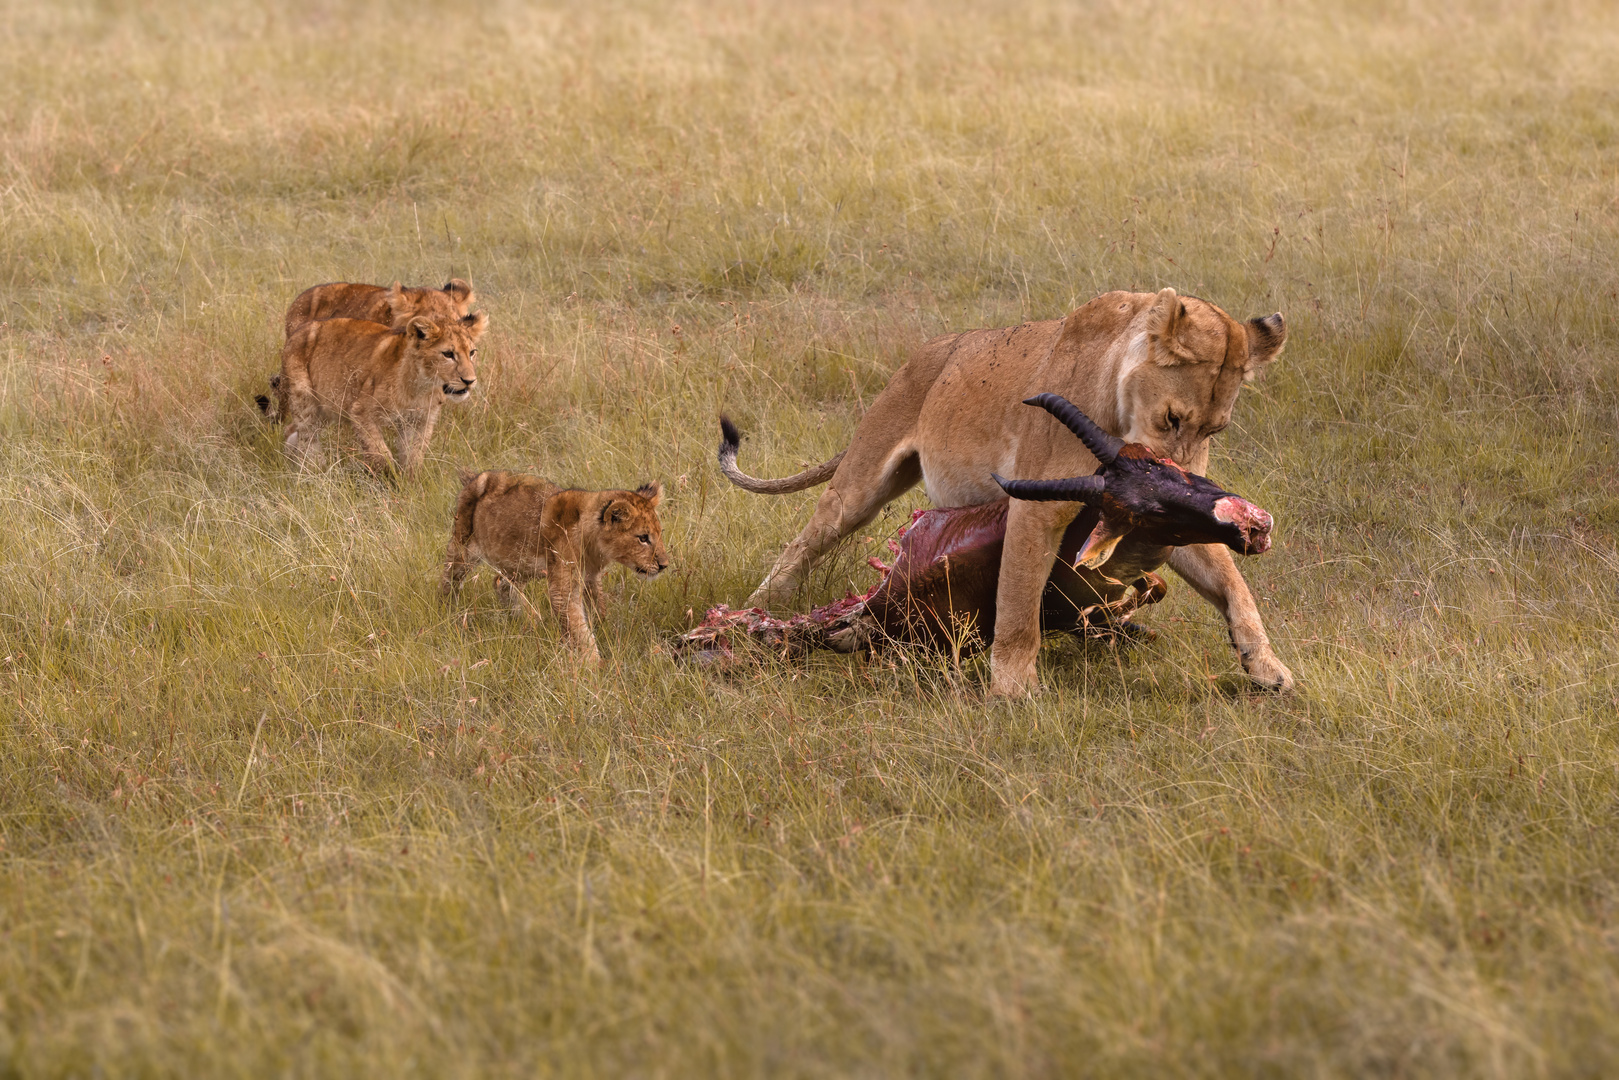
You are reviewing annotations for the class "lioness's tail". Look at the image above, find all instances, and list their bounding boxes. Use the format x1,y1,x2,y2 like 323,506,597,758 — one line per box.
717,416,846,495
255,374,284,422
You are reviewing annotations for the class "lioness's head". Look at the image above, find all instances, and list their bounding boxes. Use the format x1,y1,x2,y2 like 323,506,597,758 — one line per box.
597,483,670,578
1117,288,1286,467
403,310,487,402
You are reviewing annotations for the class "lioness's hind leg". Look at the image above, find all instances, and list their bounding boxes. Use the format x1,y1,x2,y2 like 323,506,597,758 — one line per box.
747,451,922,608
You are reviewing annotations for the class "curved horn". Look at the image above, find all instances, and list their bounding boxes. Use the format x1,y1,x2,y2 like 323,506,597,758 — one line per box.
992,472,1105,504
1024,393,1124,466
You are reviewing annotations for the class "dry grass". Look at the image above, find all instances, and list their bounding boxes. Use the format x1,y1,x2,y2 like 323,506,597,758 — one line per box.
2,0,1618,1074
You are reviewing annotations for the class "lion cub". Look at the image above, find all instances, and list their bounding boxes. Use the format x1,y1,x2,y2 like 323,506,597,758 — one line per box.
283,279,475,338
440,471,670,663
273,308,486,476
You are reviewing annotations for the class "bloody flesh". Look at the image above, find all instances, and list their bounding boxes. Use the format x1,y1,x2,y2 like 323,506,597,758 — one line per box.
676,498,1168,661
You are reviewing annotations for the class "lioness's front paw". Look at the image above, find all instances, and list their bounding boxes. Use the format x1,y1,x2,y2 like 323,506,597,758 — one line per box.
987,664,1040,699
1242,650,1294,692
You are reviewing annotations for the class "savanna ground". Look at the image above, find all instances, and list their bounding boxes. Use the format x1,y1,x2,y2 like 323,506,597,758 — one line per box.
1,0,1617,1074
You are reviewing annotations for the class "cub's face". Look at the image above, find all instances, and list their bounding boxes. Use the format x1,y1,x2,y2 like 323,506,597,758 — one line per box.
404,312,487,403
598,484,670,578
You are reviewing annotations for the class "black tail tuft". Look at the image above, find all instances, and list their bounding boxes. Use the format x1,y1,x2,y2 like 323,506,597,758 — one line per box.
719,415,741,451
254,394,272,417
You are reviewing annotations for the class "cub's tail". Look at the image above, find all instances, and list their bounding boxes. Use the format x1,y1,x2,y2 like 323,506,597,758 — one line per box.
450,469,492,548
717,416,846,495
441,468,491,598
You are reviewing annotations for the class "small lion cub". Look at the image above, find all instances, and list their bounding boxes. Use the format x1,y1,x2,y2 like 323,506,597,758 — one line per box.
441,470,669,663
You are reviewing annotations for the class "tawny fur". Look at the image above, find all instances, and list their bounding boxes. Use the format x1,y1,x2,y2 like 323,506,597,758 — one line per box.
283,278,475,339
260,280,481,420
275,310,487,476
719,287,1292,697
440,471,669,663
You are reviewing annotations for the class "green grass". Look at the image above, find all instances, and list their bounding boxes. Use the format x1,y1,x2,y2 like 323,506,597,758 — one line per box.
2,0,1618,1074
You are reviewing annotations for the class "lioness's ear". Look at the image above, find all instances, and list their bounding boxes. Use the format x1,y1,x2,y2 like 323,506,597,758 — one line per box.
386,281,409,320
407,315,434,341
1145,287,1194,365
1243,312,1286,381
442,279,475,307
460,311,489,335
636,482,662,508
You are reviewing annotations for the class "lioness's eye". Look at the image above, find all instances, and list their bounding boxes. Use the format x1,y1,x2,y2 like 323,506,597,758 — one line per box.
469,349,477,358
1165,410,1181,430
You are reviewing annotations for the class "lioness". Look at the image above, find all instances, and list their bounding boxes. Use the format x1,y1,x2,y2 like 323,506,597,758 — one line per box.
695,395,1273,662
440,471,669,663
719,288,1291,697
274,309,486,476
283,279,475,338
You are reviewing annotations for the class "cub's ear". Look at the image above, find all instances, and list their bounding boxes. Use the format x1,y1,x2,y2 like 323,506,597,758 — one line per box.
1145,287,1195,365
460,311,489,335
385,281,409,320
442,279,475,307
407,315,435,341
635,481,663,508
1243,312,1286,381
601,500,629,525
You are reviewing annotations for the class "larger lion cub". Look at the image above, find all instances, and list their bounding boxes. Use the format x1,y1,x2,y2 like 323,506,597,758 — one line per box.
283,278,476,338
440,471,669,663
275,309,486,476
